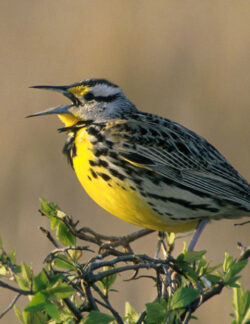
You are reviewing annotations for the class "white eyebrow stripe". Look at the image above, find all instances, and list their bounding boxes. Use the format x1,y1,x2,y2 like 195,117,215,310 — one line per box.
92,84,121,97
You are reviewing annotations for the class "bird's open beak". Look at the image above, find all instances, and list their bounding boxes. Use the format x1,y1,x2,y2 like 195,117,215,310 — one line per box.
26,85,81,118
26,104,74,118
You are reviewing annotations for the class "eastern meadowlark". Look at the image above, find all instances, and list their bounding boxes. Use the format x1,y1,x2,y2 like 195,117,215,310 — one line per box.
28,79,250,250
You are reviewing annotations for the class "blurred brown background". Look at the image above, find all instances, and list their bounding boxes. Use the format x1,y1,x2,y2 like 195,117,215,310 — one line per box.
0,1,249,323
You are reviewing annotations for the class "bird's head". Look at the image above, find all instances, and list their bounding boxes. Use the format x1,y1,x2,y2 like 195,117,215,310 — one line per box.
27,79,137,126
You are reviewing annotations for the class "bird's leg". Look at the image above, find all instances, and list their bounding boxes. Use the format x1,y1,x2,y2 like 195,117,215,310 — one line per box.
155,231,167,258
188,218,209,251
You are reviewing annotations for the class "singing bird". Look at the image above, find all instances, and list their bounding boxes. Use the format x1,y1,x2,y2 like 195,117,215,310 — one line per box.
28,79,250,250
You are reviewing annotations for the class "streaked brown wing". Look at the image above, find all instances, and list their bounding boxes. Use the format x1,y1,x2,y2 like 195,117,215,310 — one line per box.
105,118,250,208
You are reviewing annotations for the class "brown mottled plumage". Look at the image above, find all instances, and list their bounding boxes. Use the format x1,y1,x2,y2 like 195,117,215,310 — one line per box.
28,79,250,249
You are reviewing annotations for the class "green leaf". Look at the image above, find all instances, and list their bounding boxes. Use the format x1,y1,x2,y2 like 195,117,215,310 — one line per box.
14,265,22,273
24,292,47,313
68,247,83,261
14,305,25,324
45,282,75,299
232,284,250,324
171,287,200,309
53,255,76,271
47,273,63,286
0,265,7,275
21,262,32,283
204,274,221,283
44,302,60,320
243,310,250,324
124,301,139,323
8,249,17,264
23,310,47,324
176,261,199,281
98,266,117,293
195,259,207,277
33,271,49,291
206,263,222,274
40,198,58,216
166,232,175,245
230,260,248,278
15,263,33,291
224,259,248,286
56,222,76,246
50,217,60,230
15,276,29,291
145,299,167,324
223,252,234,273
40,199,60,229
228,280,241,288
183,250,206,263
85,311,114,324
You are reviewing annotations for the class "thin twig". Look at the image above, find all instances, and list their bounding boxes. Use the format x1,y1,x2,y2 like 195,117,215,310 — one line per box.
0,280,33,296
124,274,156,282
136,311,146,324
92,283,124,324
89,253,173,271
44,246,92,264
0,293,21,319
63,298,83,322
40,226,60,248
78,227,153,244
183,309,192,324
234,220,250,226
94,297,114,310
85,285,99,311
237,243,250,261
67,220,154,248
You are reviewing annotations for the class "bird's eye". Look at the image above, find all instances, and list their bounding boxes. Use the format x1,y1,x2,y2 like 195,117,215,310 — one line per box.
84,92,94,101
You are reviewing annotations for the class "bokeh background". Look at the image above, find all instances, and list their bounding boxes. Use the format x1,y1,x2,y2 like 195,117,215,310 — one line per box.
1,1,249,323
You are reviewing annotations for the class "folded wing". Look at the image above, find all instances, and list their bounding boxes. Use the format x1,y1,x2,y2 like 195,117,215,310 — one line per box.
104,118,250,209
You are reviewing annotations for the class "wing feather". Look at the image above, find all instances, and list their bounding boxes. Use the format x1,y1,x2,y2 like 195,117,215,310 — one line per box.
104,118,250,208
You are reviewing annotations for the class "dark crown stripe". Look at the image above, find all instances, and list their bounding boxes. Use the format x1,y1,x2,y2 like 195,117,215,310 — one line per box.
78,79,119,88
94,94,120,102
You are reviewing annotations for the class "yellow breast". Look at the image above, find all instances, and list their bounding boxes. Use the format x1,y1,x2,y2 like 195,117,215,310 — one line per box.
72,128,198,233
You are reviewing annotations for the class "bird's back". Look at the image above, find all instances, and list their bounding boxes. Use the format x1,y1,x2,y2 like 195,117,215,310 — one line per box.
107,111,250,211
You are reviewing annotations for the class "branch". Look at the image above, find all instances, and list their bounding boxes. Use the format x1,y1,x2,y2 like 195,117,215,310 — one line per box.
92,283,124,324
0,293,21,319
136,311,146,324
201,281,224,303
63,297,83,321
40,226,60,248
237,243,250,261
85,285,99,311
90,263,159,283
60,215,154,249
44,245,93,264
0,280,33,296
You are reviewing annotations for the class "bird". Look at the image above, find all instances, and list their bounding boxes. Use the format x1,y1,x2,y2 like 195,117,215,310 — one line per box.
27,78,250,250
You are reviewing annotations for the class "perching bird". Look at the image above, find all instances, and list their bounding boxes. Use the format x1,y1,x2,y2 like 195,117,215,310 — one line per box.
28,79,250,250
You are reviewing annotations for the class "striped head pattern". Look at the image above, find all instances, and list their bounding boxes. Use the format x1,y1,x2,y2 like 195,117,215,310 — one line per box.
28,79,137,126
